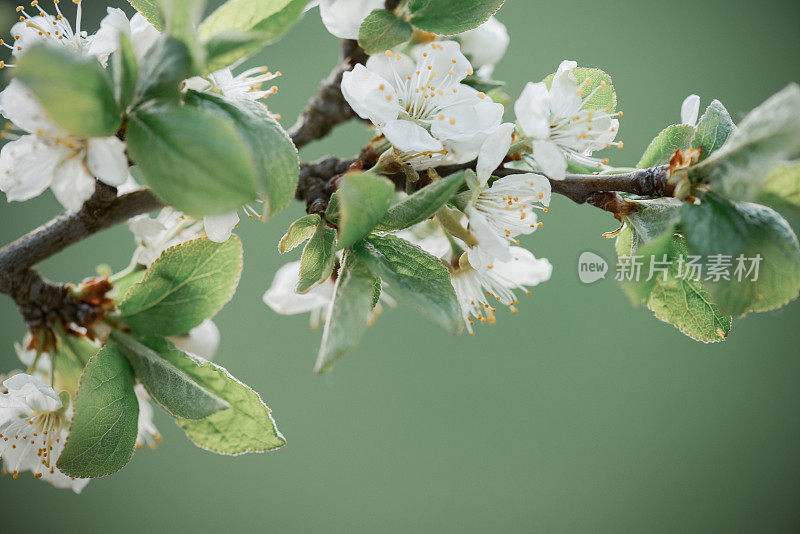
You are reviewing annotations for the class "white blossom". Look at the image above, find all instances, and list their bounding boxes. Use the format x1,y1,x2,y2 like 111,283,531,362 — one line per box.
341,41,507,169
263,261,336,329
4,0,96,60
451,247,552,334
514,60,622,179
128,208,204,267
456,16,509,78
0,81,128,211
0,374,89,493
463,171,551,270
87,8,160,60
681,94,700,127
311,0,384,40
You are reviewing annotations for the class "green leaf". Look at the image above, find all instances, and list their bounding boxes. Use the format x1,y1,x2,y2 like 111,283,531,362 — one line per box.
691,99,734,162
757,163,800,210
637,124,695,168
185,91,299,217
297,221,337,293
57,345,139,478
198,0,306,66
126,0,164,30
681,193,800,316
374,172,466,232
110,34,138,111
410,0,505,35
544,67,616,112
163,347,285,454
314,251,379,374
336,172,395,249
204,31,270,73
133,36,194,105
462,74,505,93
14,43,120,138
279,214,321,253
698,84,800,202
127,101,257,217
358,9,413,54
355,234,464,334
118,237,243,336
161,0,206,48
110,331,230,420
642,232,732,343
616,197,682,255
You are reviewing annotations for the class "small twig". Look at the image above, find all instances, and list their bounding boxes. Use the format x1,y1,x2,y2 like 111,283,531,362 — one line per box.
287,40,368,150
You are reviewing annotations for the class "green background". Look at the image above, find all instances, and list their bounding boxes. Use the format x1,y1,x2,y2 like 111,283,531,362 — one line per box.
2,0,800,532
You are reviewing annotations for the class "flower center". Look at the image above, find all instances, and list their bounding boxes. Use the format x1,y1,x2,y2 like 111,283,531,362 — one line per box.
0,410,66,479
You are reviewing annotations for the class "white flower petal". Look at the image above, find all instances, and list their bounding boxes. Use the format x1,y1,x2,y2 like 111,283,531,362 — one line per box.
514,82,551,139
0,373,61,412
263,261,335,315
532,140,567,180
382,120,443,154
318,0,384,39
476,122,515,186
51,155,95,211
203,211,240,242
168,319,220,361
681,94,700,126
492,246,552,286
87,137,128,186
341,64,400,125
0,135,59,202
458,16,509,71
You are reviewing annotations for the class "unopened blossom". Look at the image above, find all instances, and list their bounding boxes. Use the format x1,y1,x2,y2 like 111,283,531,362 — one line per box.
0,373,89,493
464,170,551,270
169,319,220,362
341,41,506,169
681,94,700,127
451,247,552,334
263,261,336,329
311,0,384,40
0,80,127,211
457,16,509,77
515,60,622,179
87,8,160,60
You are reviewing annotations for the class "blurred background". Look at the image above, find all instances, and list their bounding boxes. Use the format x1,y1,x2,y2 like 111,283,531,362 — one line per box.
1,0,800,532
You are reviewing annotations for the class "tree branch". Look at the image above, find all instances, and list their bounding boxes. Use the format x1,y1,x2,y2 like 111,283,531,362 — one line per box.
287,40,367,150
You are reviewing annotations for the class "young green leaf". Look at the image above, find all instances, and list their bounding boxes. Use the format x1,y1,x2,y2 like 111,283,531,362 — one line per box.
358,9,414,54
186,91,299,217
616,197,682,255
164,350,286,454
14,43,120,138
198,0,306,67
410,0,505,35
698,84,800,202
126,0,164,29
111,331,230,420
279,214,322,253
314,251,380,374
544,67,616,112
298,222,337,293
637,124,695,168
374,172,466,232
756,163,800,210
355,234,464,334
57,345,139,478
133,36,194,105
162,0,206,49
681,193,800,316
336,172,395,249
691,99,734,162
110,34,139,111
127,101,258,217
118,237,243,336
